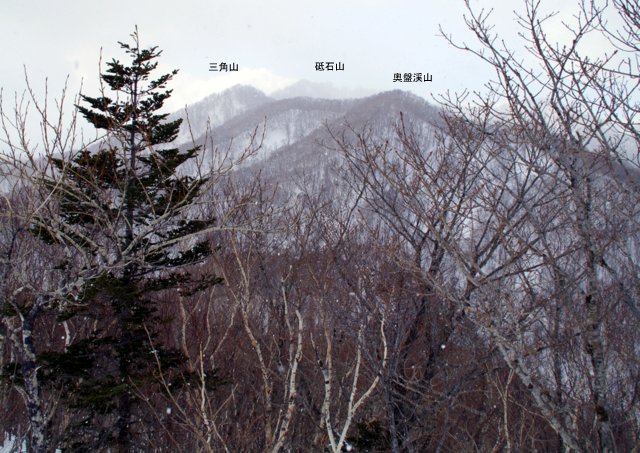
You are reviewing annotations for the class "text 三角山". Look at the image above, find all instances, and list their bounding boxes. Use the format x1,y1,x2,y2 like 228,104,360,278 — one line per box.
209,62,239,72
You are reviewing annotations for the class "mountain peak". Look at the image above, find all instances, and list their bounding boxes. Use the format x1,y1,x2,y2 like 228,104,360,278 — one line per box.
170,85,271,144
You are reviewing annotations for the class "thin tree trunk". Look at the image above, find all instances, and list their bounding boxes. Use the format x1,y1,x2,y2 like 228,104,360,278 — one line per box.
574,173,616,453
22,304,48,453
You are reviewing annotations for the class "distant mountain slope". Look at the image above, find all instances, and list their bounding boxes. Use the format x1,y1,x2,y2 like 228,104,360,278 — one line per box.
201,96,358,161
169,85,271,145
169,85,441,202
229,90,441,199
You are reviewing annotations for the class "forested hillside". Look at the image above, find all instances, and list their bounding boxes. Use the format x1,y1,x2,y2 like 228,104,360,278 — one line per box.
1,1,639,452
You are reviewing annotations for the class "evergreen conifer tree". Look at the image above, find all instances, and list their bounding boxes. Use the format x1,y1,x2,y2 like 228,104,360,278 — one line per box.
33,28,218,451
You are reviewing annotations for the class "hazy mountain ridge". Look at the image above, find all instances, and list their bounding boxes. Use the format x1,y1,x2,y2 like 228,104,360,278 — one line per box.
169,85,271,145
170,85,440,200
203,96,358,158
223,89,441,200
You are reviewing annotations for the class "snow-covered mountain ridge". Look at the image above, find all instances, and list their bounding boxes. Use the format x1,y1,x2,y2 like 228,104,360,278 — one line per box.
171,85,440,195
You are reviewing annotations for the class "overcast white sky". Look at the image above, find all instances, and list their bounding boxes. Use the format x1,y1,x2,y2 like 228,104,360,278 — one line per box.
0,0,614,113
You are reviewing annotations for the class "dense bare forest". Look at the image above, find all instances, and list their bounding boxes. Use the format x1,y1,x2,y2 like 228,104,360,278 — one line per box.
1,1,640,452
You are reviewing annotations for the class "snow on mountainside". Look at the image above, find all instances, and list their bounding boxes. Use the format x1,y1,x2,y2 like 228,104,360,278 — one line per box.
225,90,441,201
258,92,435,175
169,85,271,145
170,85,441,201
199,96,358,162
